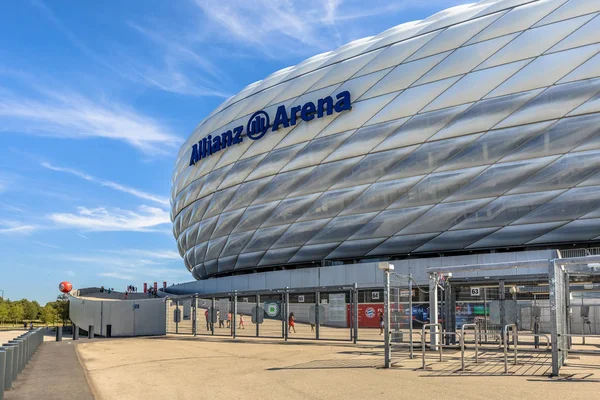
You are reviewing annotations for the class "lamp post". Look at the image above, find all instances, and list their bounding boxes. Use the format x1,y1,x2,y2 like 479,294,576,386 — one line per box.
0,289,4,299
379,262,395,368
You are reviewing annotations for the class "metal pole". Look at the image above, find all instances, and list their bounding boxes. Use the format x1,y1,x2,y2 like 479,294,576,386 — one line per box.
284,289,289,341
281,293,285,339
212,297,216,336
353,284,358,344
192,296,197,336
233,292,237,339
384,270,391,368
429,274,439,351
315,291,320,340
409,273,413,359
483,287,488,342
256,294,260,338
175,300,179,334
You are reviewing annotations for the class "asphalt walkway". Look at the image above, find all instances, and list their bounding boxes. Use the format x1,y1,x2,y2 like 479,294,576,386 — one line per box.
4,340,95,400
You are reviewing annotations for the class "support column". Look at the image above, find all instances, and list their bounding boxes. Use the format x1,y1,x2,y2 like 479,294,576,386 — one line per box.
232,292,237,339
353,283,358,344
256,294,260,338
284,289,289,341
429,274,439,351
384,269,391,368
315,291,320,340
409,273,413,359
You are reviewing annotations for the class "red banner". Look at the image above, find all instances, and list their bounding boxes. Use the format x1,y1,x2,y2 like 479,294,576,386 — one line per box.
346,303,384,328
143,283,147,293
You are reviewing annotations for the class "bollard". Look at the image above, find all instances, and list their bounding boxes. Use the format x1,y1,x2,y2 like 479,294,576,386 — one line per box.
88,325,94,339
0,350,5,400
73,325,79,340
56,326,62,342
1,346,12,390
3,344,18,382
8,340,23,375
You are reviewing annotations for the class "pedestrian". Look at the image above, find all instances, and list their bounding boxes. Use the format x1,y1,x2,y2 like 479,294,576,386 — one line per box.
239,314,245,330
379,311,384,336
227,312,232,328
23,321,27,329
30,322,34,330
124,292,128,300
205,309,210,331
310,323,315,332
218,311,224,328
288,312,296,334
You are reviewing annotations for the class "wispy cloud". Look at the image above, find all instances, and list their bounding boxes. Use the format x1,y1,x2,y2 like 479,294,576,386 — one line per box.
0,220,38,235
33,241,61,249
98,249,180,260
49,205,170,232
41,162,170,206
0,82,180,154
99,271,135,281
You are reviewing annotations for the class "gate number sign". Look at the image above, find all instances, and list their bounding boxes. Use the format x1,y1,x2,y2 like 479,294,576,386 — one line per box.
470,287,481,296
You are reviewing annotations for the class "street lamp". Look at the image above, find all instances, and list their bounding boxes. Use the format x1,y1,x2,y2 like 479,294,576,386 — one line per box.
378,262,394,368
0,289,4,299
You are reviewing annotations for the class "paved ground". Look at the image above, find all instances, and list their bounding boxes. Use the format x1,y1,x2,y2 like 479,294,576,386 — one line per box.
4,340,94,400
76,335,600,400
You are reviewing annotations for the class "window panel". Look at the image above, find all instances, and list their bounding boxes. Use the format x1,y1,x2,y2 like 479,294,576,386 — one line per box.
381,134,481,181
324,118,408,163
468,221,566,248
224,176,273,212
289,243,341,263
203,186,238,220
367,233,439,256
245,143,306,181
326,238,386,259
252,167,315,204
307,212,379,244
548,14,600,53
297,186,368,222
414,228,498,252
258,246,300,266
439,120,555,171
261,193,321,227
211,208,245,239
350,206,432,240
515,186,600,224
242,225,290,254
233,201,280,233
271,218,331,249
446,157,556,202
288,157,362,198
340,176,421,215
431,89,543,141
452,190,564,230
399,198,492,235
375,104,472,153
280,131,354,173
220,231,254,258
510,151,600,194
235,251,267,270
389,167,485,208
204,236,228,261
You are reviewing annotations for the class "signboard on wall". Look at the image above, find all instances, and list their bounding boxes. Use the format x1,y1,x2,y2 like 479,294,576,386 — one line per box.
329,293,346,322
470,287,481,296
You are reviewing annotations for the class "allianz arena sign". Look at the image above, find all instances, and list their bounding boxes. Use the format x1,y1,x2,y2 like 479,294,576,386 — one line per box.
189,90,352,166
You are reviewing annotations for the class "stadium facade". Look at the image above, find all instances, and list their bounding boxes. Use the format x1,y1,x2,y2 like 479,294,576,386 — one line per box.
171,0,600,287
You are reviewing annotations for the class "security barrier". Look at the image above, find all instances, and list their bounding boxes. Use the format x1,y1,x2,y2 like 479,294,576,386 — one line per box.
0,328,44,400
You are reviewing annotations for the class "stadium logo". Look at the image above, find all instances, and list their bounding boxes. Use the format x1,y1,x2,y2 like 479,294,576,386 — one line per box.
247,110,270,140
365,307,376,319
189,91,352,166
265,302,279,317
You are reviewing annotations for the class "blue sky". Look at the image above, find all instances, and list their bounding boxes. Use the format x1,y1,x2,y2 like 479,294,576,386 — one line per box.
0,0,467,304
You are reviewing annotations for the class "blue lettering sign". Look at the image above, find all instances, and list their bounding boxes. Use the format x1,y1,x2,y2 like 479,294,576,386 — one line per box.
189,91,352,166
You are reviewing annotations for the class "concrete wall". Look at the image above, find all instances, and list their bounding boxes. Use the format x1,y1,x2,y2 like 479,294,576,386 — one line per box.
69,297,166,337
165,250,558,296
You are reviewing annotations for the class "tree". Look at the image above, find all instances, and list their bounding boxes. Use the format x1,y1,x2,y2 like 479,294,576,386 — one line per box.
23,299,41,320
0,301,8,322
41,304,57,325
52,294,70,325
8,302,24,324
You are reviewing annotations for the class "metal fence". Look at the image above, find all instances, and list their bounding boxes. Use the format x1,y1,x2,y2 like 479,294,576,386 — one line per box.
165,286,359,342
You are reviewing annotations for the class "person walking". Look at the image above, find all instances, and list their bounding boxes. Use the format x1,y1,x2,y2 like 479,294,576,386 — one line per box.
239,314,245,330
288,312,296,334
227,312,232,328
379,311,384,336
218,311,224,328
205,309,210,331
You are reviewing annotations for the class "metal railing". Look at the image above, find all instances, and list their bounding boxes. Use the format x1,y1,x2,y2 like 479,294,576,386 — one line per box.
1,328,44,399
460,323,479,371
503,324,518,373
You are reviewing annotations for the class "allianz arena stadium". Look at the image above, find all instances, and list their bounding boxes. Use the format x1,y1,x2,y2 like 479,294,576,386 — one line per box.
171,0,600,283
